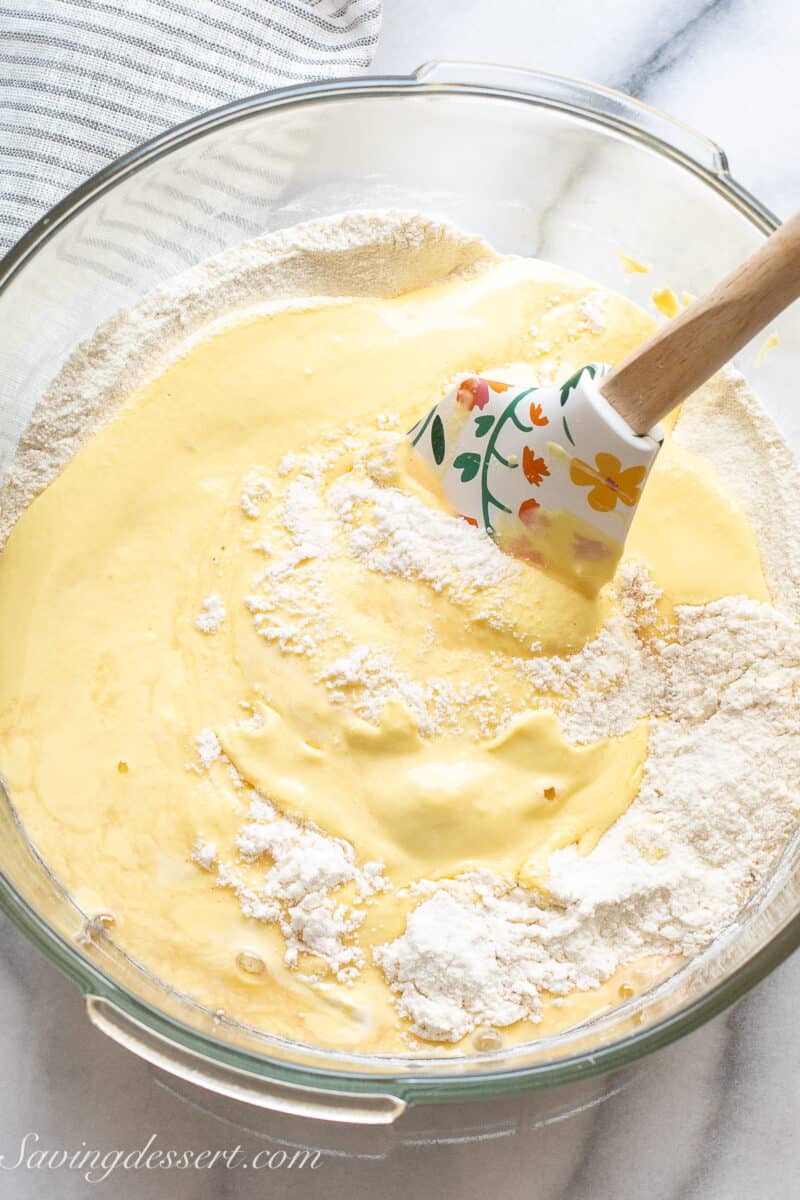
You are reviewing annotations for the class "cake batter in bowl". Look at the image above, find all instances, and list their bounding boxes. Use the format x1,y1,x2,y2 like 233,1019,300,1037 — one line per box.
1,63,800,1123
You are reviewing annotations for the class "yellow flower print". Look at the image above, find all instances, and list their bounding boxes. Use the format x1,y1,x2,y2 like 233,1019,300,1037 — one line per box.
569,452,647,513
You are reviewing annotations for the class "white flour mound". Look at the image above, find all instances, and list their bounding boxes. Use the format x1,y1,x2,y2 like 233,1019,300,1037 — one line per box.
674,368,800,619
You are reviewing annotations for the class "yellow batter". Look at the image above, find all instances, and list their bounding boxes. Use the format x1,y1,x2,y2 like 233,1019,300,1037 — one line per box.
0,248,769,1054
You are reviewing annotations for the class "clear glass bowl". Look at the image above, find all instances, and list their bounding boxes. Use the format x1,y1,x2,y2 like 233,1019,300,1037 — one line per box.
1,61,799,1125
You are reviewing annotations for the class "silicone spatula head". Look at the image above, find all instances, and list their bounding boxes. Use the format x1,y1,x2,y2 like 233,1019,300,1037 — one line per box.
408,365,662,592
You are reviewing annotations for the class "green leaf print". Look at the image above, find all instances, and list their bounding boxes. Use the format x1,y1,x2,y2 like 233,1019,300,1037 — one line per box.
474,414,495,438
559,362,598,408
453,452,481,483
431,414,446,465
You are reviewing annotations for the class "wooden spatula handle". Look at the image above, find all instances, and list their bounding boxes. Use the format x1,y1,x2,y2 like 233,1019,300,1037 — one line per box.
600,210,800,434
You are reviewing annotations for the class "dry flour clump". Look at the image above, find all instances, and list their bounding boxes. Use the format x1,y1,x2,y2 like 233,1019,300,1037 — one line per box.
212,796,388,982
329,471,520,602
575,290,608,334
318,645,500,737
193,728,222,770
195,593,226,634
239,474,272,519
244,459,335,657
191,836,217,871
318,646,441,736
514,559,664,742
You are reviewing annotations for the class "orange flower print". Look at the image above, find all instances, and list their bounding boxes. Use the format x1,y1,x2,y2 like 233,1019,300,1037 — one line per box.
522,446,550,486
569,452,647,513
456,377,511,410
518,498,549,534
529,401,549,427
459,514,479,527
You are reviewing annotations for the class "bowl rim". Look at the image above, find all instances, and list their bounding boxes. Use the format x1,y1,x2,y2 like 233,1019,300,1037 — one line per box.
1,62,797,1113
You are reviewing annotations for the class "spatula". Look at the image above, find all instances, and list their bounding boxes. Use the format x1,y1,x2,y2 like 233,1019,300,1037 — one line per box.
408,211,800,591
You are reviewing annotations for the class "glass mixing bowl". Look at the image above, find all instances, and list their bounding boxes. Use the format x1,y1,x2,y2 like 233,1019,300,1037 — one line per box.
1,62,799,1126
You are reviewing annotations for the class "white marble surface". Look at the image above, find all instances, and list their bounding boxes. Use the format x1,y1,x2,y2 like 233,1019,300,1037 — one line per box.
2,2,800,1197
372,0,800,220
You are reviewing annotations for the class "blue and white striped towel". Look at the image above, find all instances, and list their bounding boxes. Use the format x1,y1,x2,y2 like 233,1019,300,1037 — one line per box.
0,0,382,254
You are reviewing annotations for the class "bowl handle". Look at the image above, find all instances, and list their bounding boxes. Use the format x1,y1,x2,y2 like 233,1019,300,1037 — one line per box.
413,60,729,177
85,995,407,1125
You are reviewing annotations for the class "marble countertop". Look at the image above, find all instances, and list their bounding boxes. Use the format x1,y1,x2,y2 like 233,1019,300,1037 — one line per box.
2,3,799,1197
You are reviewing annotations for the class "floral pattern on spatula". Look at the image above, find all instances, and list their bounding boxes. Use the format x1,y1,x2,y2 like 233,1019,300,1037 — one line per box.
408,362,661,586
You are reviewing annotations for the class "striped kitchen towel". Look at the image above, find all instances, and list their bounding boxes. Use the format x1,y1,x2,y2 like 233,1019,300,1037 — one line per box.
0,0,382,254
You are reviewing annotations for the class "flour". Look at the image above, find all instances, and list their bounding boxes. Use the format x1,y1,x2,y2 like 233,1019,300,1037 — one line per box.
318,644,500,737
673,368,800,620
240,474,272,519
376,591,800,1041
514,561,661,742
329,470,520,601
212,795,388,981
281,470,336,562
193,728,222,770
191,836,217,871
244,463,335,657
319,645,439,735
576,290,608,334
194,593,226,634
376,890,535,1041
